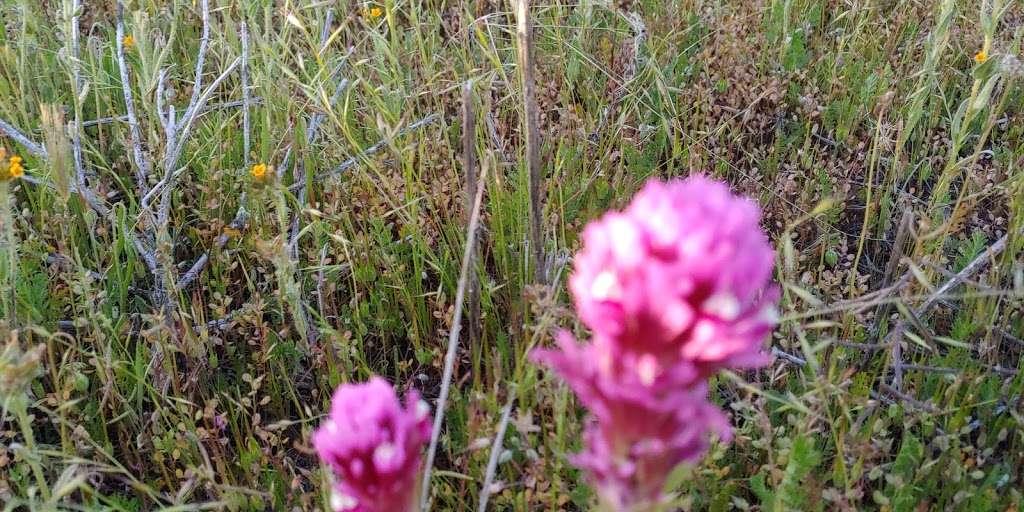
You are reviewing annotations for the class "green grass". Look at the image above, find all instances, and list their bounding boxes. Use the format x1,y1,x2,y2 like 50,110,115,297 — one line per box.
1,0,1023,510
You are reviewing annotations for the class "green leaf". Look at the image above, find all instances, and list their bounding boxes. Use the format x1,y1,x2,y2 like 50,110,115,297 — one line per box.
776,434,821,511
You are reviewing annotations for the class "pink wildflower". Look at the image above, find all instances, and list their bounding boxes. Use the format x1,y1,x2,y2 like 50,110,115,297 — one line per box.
533,176,779,510
534,332,731,509
569,176,778,380
312,377,431,512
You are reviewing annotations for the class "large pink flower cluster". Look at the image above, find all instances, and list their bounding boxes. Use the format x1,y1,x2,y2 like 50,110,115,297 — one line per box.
533,176,778,510
312,377,432,512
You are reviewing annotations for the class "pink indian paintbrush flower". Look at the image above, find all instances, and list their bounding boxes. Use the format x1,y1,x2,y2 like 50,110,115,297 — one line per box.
532,176,779,511
533,331,732,509
312,377,432,512
568,176,778,381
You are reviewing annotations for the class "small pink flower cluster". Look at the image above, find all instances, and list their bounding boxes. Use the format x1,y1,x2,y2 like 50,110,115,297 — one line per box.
533,176,779,510
312,377,431,512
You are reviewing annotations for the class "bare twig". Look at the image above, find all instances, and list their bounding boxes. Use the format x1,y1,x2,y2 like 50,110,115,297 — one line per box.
1000,329,1024,349
477,391,515,512
463,82,481,349
174,16,257,295
514,0,545,283
241,22,251,169
872,208,914,334
771,346,807,367
420,157,490,512
156,69,169,129
917,234,1008,316
0,117,47,158
82,99,261,128
899,363,1017,377
69,0,108,217
157,58,241,227
890,325,904,391
116,4,151,194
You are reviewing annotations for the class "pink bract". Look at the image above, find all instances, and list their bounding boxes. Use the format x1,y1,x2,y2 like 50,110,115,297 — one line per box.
534,176,779,510
569,176,778,379
312,377,431,512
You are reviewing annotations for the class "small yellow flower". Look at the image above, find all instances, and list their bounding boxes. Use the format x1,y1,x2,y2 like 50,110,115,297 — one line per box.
363,6,383,18
250,162,274,186
250,163,268,179
123,34,134,49
974,50,988,64
2,154,23,181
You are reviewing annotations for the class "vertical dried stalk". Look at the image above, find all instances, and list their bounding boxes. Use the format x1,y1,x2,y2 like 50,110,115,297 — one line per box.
69,0,108,217
116,3,151,195
477,391,515,512
514,0,544,283
463,81,481,348
420,160,491,512
241,21,251,169
872,207,914,336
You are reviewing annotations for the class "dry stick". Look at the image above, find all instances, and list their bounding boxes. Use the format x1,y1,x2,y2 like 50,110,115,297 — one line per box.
241,22,251,169
514,0,544,284
420,158,490,512
69,0,108,217
177,16,256,292
916,233,1008,316
175,20,256,291
0,117,47,158
872,208,914,336
178,29,362,290
82,99,261,128
157,57,239,225
147,0,239,309
157,0,220,227
889,325,905,392
772,346,808,367
1001,329,1024,349
463,82,481,349
116,4,151,195
477,391,516,512
899,363,1017,378
881,233,1011,393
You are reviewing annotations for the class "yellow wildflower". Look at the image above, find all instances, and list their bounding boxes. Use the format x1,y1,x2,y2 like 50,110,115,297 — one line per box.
974,50,988,64
363,6,383,18
2,155,23,181
250,162,274,186
123,34,135,49
250,163,268,179
8,156,23,179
